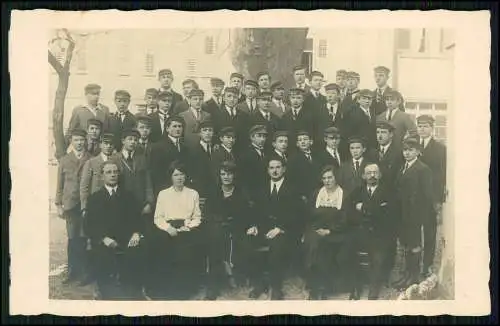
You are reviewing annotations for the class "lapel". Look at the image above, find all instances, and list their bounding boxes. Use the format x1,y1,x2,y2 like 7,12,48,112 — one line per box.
120,152,136,173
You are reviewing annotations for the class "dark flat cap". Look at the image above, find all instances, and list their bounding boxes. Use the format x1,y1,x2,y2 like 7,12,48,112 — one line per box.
296,130,311,137
249,124,268,136
136,114,152,124
220,126,236,136
416,114,435,126
257,91,273,99
346,71,360,79
197,119,214,131
384,89,402,99
244,80,259,88
224,87,239,95
376,120,396,131
71,129,87,138
84,84,101,93
324,83,340,92
374,66,391,74
158,91,174,100
115,90,131,99
158,69,173,77
144,88,159,97
256,71,270,79
121,129,140,139
166,115,185,126
310,71,324,78
336,70,347,77
210,78,225,86
230,72,244,80
359,89,374,98
348,136,366,145
288,88,305,95
101,133,115,142
273,130,289,140
182,78,197,86
270,81,284,91
188,89,204,98
402,137,421,150
87,118,103,128
292,65,305,72
324,126,340,135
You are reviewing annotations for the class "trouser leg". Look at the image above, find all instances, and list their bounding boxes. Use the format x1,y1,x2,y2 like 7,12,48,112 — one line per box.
65,209,84,278
423,212,438,274
367,241,387,299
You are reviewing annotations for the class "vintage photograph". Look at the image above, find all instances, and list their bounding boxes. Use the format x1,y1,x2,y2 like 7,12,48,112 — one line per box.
47,27,455,302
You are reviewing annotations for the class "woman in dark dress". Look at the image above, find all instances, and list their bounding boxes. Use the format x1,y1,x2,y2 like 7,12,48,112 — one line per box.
203,160,255,300
303,165,347,300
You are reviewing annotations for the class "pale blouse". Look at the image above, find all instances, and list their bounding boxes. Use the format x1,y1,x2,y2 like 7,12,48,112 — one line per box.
154,186,202,231
315,186,343,209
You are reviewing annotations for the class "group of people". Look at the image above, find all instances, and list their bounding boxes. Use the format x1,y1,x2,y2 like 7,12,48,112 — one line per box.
55,64,447,301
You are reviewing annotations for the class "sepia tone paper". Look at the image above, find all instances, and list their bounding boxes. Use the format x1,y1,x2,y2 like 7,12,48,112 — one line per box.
9,9,491,316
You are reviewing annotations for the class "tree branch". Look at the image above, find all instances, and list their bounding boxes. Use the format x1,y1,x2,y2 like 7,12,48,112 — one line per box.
48,50,64,75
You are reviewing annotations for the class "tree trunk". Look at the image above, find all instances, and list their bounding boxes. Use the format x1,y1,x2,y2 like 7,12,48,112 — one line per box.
230,28,309,89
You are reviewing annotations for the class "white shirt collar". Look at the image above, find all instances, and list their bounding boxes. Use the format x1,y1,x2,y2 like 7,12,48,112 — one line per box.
73,150,84,159
421,136,432,149
168,135,179,145
225,105,235,115
292,106,302,113
221,144,232,153
367,184,378,193
259,109,270,117
122,149,134,159
190,107,201,117
377,85,388,93
200,140,210,151
100,152,110,161
360,106,371,115
326,146,339,158
380,141,392,152
274,149,285,157
353,157,364,165
158,109,169,117
271,177,285,193
104,184,118,196
405,157,418,168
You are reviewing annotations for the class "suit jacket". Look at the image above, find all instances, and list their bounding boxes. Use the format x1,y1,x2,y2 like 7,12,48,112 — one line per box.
395,159,434,247
55,151,92,211
211,106,251,155
237,98,258,115
341,104,377,149
86,139,101,157
294,84,311,93
371,86,392,117
109,111,138,150
66,104,111,143
287,150,323,198
239,145,269,197
85,186,143,246
150,137,188,196
112,151,154,208
188,142,217,199
158,88,183,110
348,184,395,239
375,141,404,191
268,99,289,118
267,149,289,165
80,154,108,210
249,110,281,150
135,140,153,166
210,145,237,178
316,147,343,171
173,99,190,115
340,89,360,113
418,137,447,204
279,105,317,148
376,109,417,145
148,111,172,143
178,109,211,150
202,97,223,116
303,90,327,115
315,101,344,149
237,93,247,104
337,157,369,199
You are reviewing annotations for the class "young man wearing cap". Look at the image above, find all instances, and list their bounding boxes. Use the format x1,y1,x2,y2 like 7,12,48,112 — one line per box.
341,71,361,114
158,68,183,109
371,66,393,116
211,126,237,177
392,138,434,289
304,71,327,114
341,89,377,153
337,137,370,199
55,129,92,284
288,130,322,200
79,132,116,285
66,84,111,146
257,71,272,93
135,115,153,164
316,83,343,150
109,90,137,150
202,78,225,115
336,70,348,102
377,89,417,146
269,81,288,118
150,116,188,196
240,125,270,198
149,91,174,143
179,89,211,150
292,65,310,92
317,127,343,170
173,79,200,115
251,92,280,148
229,72,246,103
416,115,447,277
280,88,316,155
269,131,289,163
86,118,103,157
238,80,259,114
144,88,159,115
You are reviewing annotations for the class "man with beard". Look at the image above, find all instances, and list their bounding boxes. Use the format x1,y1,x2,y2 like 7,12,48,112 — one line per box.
109,90,137,150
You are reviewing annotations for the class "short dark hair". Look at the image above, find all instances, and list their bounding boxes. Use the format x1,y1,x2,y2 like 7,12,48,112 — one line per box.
267,156,286,168
100,160,119,174
319,165,338,182
219,160,237,175
166,116,185,129
168,160,187,178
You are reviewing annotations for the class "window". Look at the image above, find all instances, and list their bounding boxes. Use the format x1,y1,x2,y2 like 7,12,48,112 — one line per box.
419,102,432,110
396,29,411,50
205,36,215,55
318,39,327,58
186,59,197,77
144,51,155,75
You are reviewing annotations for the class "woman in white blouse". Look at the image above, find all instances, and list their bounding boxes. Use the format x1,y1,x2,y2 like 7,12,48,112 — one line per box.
303,165,346,300
147,161,204,300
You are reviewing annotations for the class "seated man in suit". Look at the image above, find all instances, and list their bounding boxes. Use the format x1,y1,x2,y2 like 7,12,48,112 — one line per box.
85,161,145,300
317,126,343,171
247,157,303,300
269,81,288,118
173,79,200,115
416,114,447,277
392,138,434,289
377,89,417,145
86,118,103,157
179,89,211,150
346,162,395,300
268,130,289,163
202,78,225,115
144,88,159,115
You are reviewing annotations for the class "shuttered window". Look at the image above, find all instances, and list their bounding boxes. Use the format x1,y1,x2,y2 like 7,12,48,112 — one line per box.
144,51,155,75
318,39,327,58
186,59,197,78
205,36,215,54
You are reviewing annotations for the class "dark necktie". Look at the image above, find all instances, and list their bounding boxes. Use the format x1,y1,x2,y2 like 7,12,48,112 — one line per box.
126,153,133,167
265,113,270,121
379,147,385,160
377,89,383,102
368,187,373,197
403,162,409,174
293,109,298,120
159,113,168,134
175,139,180,152
355,160,360,173
387,109,393,121
271,183,278,199
332,152,338,165
206,144,212,158
421,139,425,149
305,153,312,162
